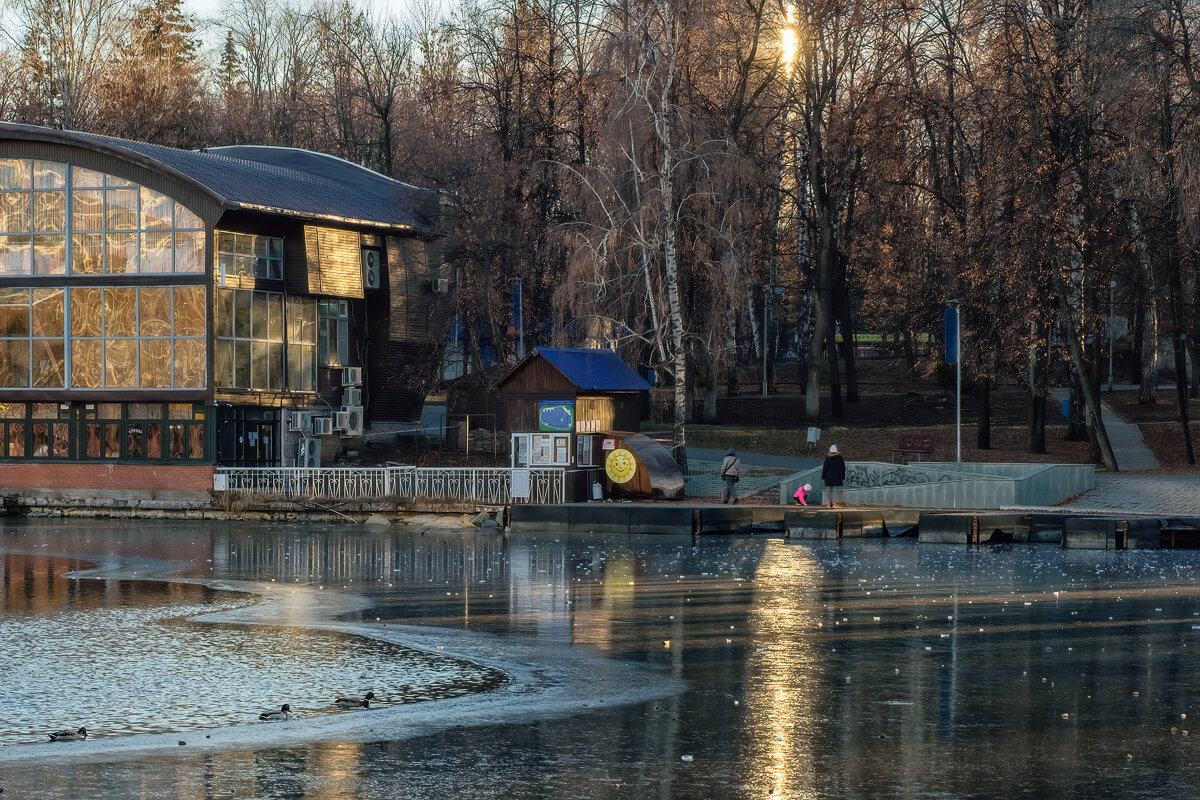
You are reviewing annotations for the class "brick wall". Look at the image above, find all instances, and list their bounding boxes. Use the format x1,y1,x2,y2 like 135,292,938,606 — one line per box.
0,463,214,492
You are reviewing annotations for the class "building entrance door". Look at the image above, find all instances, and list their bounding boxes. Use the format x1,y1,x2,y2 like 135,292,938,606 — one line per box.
216,407,279,466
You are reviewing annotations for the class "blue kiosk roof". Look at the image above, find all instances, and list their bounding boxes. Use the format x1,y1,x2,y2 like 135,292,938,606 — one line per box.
510,347,651,392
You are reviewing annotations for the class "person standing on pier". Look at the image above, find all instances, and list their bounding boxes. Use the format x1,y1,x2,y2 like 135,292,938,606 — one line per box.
822,445,845,507
720,448,742,504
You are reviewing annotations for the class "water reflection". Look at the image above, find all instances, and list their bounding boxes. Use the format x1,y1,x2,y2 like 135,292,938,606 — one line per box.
5,522,1200,798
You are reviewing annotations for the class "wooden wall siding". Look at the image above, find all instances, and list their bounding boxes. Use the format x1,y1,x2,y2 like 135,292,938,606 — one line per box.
303,226,364,299
498,356,578,395
507,398,550,433
575,395,638,432
363,235,452,423
0,139,223,228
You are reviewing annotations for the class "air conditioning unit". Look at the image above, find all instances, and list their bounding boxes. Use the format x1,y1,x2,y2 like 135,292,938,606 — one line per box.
343,386,362,406
362,249,381,290
312,416,333,436
339,404,364,437
341,366,362,386
297,437,321,467
434,277,449,293
288,410,311,432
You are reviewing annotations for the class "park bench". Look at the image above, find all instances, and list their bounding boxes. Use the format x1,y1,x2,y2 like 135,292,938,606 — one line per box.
890,433,936,463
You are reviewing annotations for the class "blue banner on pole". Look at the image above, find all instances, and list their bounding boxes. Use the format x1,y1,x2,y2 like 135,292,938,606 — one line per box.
944,307,958,364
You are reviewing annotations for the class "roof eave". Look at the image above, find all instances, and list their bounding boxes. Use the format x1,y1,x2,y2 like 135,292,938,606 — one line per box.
229,202,425,234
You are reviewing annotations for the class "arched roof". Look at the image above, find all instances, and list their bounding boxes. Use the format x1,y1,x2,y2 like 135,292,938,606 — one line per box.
0,123,438,234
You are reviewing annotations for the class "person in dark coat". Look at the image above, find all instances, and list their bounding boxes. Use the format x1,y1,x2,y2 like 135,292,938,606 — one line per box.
821,445,846,507
720,448,742,504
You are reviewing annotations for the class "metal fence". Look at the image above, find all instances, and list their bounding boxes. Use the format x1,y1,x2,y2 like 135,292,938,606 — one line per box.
215,466,564,504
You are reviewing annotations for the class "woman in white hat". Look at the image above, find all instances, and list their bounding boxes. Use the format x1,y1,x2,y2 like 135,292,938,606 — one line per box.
821,445,845,507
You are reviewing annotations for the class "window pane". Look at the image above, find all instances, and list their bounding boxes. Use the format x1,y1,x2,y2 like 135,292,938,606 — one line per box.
251,340,267,388
173,338,205,388
104,422,120,458
31,339,64,388
139,338,171,388
105,338,137,387
105,174,136,189
103,287,137,336
72,232,104,273
0,340,29,387
216,338,232,387
72,167,104,188
0,289,29,336
215,288,232,338
268,294,283,341
235,234,252,256
138,287,171,336
32,161,66,189
169,403,192,420
0,192,30,233
85,423,101,457
169,423,184,458
176,202,202,229
140,187,172,229
71,288,102,336
106,232,138,273
105,188,138,230
32,234,66,274
269,341,283,390
71,189,104,232
235,254,253,277
32,191,65,232
31,403,55,418
126,423,144,459
234,340,250,387
0,160,30,190
52,423,69,458
174,286,205,336
140,230,172,273
188,424,203,459
32,288,64,337
8,422,24,457
337,319,348,365
174,230,203,272
97,403,120,419
144,422,162,459
0,235,31,275
234,290,250,338
251,292,267,339
71,339,102,388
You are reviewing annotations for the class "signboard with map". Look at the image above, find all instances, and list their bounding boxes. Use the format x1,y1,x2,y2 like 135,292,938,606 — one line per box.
537,401,575,432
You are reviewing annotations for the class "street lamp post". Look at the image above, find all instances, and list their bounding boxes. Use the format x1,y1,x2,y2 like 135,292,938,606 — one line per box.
511,278,525,359
946,300,962,462
1108,280,1116,392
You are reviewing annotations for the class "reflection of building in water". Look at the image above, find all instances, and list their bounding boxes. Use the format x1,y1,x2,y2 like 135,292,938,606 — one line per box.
744,541,824,799
1,552,209,614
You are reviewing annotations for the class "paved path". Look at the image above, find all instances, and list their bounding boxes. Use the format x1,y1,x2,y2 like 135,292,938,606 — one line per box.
1052,390,1161,471
1051,474,1200,517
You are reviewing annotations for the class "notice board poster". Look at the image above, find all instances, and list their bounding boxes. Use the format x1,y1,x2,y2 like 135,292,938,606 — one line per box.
538,401,575,432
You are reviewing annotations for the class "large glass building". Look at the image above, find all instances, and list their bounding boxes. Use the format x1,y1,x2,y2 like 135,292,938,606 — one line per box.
0,123,451,483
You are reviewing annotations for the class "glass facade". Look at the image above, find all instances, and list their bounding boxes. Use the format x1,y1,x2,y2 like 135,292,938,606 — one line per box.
287,297,317,392
216,231,282,280
0,286,206,389
216,288,284,391
0,402,207,461
0,159,204,275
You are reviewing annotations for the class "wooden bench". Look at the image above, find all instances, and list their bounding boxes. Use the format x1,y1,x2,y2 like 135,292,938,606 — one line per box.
890,433,936,463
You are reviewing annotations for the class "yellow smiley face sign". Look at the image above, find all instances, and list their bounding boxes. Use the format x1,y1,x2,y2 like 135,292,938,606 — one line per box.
605,448,637,484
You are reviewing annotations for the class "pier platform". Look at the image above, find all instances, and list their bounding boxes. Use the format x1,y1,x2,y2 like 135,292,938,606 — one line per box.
506,502,1200,550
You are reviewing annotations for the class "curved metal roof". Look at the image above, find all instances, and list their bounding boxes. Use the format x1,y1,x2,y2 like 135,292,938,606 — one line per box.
0,123,438,233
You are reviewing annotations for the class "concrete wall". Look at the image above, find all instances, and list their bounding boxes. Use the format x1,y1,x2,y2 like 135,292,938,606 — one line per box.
779,461,1094,510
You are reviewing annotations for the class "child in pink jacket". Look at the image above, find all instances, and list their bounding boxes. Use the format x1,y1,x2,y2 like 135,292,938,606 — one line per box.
792,483,812,505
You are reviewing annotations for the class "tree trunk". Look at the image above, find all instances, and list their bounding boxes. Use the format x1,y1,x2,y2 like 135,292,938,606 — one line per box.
977,378,991,450
1067,371,1087,441
701,378,717,423
1029,320,1047,454
838,279,859,403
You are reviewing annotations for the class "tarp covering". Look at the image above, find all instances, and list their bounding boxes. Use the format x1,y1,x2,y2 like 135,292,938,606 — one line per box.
609,432,685,500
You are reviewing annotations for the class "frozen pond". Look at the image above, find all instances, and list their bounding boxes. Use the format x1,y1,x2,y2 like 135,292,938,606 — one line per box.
3,519,1200,798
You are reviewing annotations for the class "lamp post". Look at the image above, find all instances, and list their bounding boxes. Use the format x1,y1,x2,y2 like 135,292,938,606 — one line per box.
511,278,524,359
946,300,962,462
1108,280,1116,392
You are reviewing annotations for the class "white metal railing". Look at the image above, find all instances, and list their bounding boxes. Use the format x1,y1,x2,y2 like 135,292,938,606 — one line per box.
215,466,565,504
